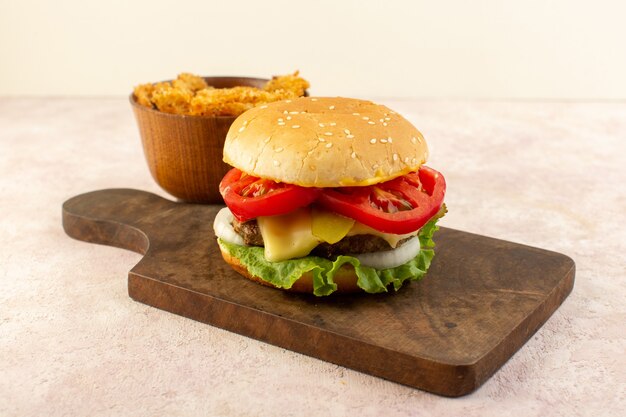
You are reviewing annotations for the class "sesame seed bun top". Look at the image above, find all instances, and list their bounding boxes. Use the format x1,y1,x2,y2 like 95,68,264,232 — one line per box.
223,97,429,187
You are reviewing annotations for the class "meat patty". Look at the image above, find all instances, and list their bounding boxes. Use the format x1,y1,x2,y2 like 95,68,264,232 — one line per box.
232,219,410,257
232,219,265,246
311,235,411,257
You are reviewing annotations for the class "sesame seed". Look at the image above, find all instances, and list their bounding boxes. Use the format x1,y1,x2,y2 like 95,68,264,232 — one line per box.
388,137,393,143
404,156,410,163
286,116,292,120
330,122,336,126
362,116,370,120
379,119,384,122
243,120,249,126
370,138,377,144
329,105,335,110
260,105,268,109
383,123,388,126
292,125,300,129
346,134,354,139
411,137,417,144
273,160,280,166
326,143,333,148
311,98,318,101
264,137,271,143
283,110,288,114
278,122,285,126
289,111,299,114
411,158,417,164
351,151,357,159
278,118,284,122
285,100,292,103
393,153,399,161
319,123,325,127
380,139,388,143
325,132,333,136
372,164,379,169
352,112,360,116
238,126,246,132
385,117,391,121
344,129,351,135
368,121,375,125
318,137,326,142
275,147,284,152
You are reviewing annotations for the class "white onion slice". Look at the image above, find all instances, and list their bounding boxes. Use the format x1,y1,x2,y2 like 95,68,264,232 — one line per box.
213,207,245,246
350,236,421,269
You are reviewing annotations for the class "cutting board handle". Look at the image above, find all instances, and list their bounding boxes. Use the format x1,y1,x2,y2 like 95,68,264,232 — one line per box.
62,188,175,255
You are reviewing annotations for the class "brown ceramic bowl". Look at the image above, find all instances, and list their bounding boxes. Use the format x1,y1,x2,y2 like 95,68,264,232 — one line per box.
130,76,268,203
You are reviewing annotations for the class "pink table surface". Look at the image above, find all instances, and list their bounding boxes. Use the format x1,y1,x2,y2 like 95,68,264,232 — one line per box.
0,98,624,417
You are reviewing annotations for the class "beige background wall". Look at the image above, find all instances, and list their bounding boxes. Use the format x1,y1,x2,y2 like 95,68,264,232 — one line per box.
1,0,624,99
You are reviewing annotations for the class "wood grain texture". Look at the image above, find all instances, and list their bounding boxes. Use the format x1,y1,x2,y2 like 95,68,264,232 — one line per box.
130,77,268,203
62,189,575,397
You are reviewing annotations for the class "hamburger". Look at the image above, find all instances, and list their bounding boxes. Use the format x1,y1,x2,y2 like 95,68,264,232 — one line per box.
213,97,446,296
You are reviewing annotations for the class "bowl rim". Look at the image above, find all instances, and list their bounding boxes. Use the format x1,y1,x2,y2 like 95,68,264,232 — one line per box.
129,75,270,120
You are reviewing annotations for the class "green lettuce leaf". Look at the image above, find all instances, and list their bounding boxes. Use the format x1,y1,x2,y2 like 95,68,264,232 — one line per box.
218,206,446,296
419,203,447,249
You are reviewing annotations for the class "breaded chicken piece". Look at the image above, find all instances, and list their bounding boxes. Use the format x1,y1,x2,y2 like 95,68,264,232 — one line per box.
172,73,209,93
133,83,156,108
134,71,309,116
264,70,310,97
190,87,271,116
151,83,193,115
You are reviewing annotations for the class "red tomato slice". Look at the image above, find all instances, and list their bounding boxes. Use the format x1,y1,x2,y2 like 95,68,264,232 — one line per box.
219,168,321,222
317,166,446,234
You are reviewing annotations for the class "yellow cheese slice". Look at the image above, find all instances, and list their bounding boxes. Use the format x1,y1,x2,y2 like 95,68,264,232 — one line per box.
257,208,321,262
257,207,416,262
311,208,355,244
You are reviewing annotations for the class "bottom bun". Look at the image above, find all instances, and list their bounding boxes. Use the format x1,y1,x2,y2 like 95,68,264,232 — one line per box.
219,246,362,293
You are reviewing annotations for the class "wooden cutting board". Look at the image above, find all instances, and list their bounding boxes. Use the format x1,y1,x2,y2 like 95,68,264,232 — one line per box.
62,189,575,397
